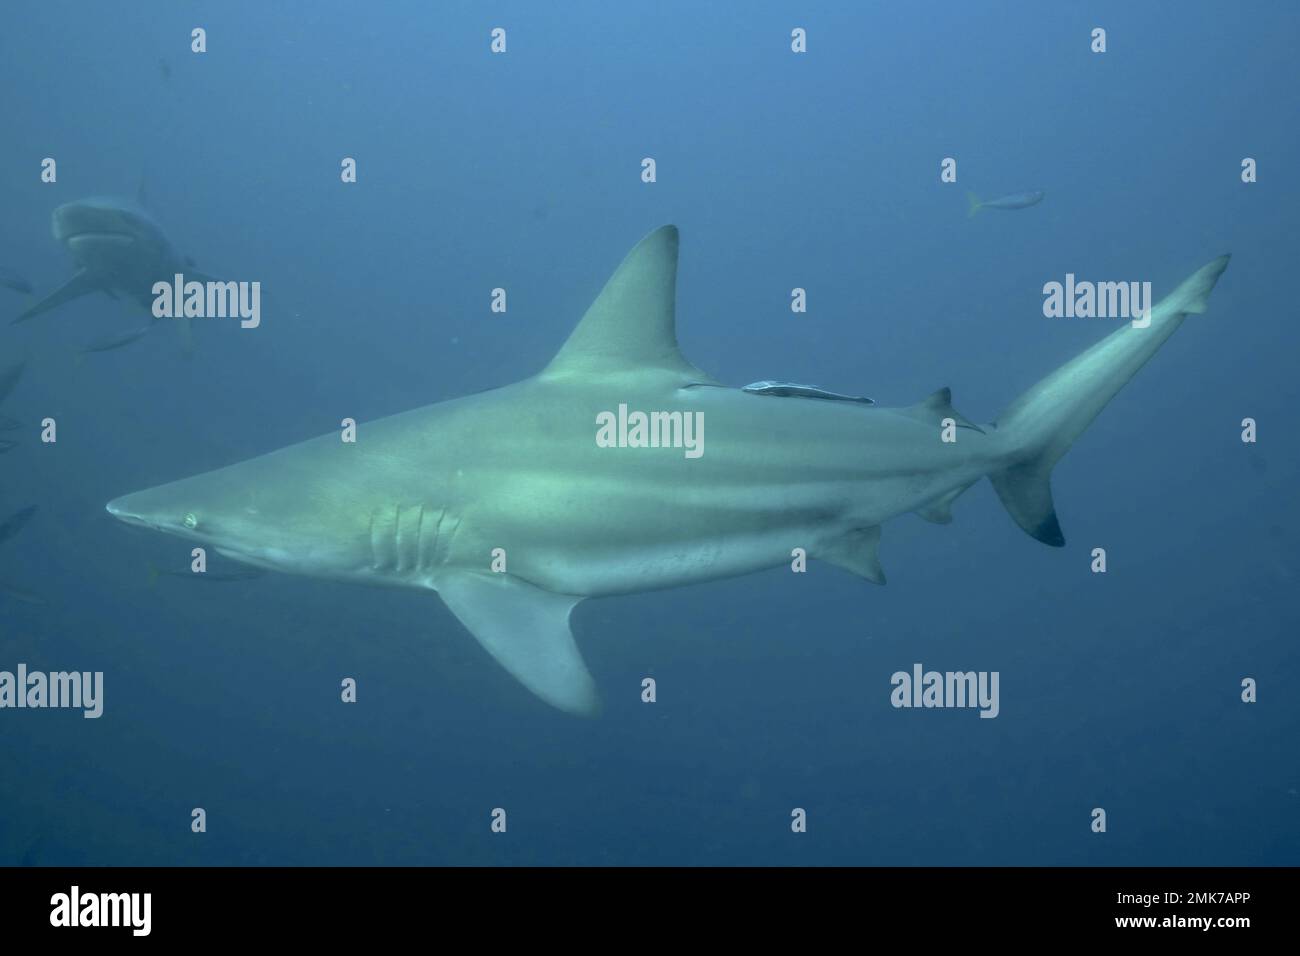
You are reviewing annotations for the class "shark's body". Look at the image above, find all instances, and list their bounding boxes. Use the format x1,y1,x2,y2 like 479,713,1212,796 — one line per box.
106,227,1229,714
13,196,211,328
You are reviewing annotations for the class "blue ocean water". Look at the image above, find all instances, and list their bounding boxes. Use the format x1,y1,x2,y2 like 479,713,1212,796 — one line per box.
0,1,1295,866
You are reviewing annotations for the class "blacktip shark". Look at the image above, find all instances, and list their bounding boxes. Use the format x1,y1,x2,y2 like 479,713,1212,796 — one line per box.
12,194,217,335
105,226,1229,715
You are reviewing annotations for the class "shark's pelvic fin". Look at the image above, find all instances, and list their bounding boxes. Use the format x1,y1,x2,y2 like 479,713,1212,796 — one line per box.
12,270,99,324
991,254,1231,547
540,225,719,386
819,526,886,584
436,571,599,716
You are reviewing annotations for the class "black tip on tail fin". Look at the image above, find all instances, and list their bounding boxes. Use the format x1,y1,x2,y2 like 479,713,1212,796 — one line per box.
986,254,1229,550
990,463,1065,547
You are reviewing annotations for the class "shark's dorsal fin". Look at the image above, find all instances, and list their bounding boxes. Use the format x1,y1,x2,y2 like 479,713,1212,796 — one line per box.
541,225,717,385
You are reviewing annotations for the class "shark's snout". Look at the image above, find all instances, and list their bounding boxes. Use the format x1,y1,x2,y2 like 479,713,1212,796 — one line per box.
105,491,186,535
52,199,148,246
105,496,152,530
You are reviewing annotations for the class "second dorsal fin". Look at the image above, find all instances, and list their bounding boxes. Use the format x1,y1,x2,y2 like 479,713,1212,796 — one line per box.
906,387,984,433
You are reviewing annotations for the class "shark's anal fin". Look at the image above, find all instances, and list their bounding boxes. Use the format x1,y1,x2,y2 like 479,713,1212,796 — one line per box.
818,526,886,584
12,270,99,324
436,571,599,716
914,479,977,525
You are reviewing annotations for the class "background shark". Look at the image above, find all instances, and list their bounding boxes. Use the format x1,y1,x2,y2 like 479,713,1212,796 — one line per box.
105,226,1229,715
12,195,216,338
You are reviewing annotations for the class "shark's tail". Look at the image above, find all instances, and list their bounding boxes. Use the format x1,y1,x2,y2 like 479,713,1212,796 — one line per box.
988,255,1230,546
966,192,983,218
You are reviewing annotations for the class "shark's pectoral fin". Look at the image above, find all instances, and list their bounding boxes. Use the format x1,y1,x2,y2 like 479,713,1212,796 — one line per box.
436,571,599,716
818,526,886,584
12,270,100,324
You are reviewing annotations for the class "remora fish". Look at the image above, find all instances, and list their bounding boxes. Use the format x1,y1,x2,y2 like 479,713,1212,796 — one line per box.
0,267,33,295
0,582,46,605
0,505,37,545
147,563,265,584
742,381,874,405
0,361,24,404
105,226,1229,716
967,190,1045,217
78,325,154,355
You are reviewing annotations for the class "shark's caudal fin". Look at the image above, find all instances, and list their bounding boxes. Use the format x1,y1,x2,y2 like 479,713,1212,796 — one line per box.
966,192,983,218
990,255,1231,546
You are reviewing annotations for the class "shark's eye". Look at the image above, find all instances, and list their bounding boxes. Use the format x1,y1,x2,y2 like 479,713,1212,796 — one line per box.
183,512,198,530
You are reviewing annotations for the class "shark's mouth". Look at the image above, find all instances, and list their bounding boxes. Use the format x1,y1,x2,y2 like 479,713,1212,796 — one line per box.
61,230,135,243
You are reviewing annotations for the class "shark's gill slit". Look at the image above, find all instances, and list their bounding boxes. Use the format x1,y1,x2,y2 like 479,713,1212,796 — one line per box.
400,503,425,574
368,506,395,571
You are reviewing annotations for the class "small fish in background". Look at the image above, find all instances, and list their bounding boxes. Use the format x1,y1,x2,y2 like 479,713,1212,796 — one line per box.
158,57,172,81
0,439,17,454
147,562,266,585
76,325,154,362
0,360,24,404
0,504,37,545
0,416,20,431
0,581,46,605
967,190,1045,217
0,267,33,295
